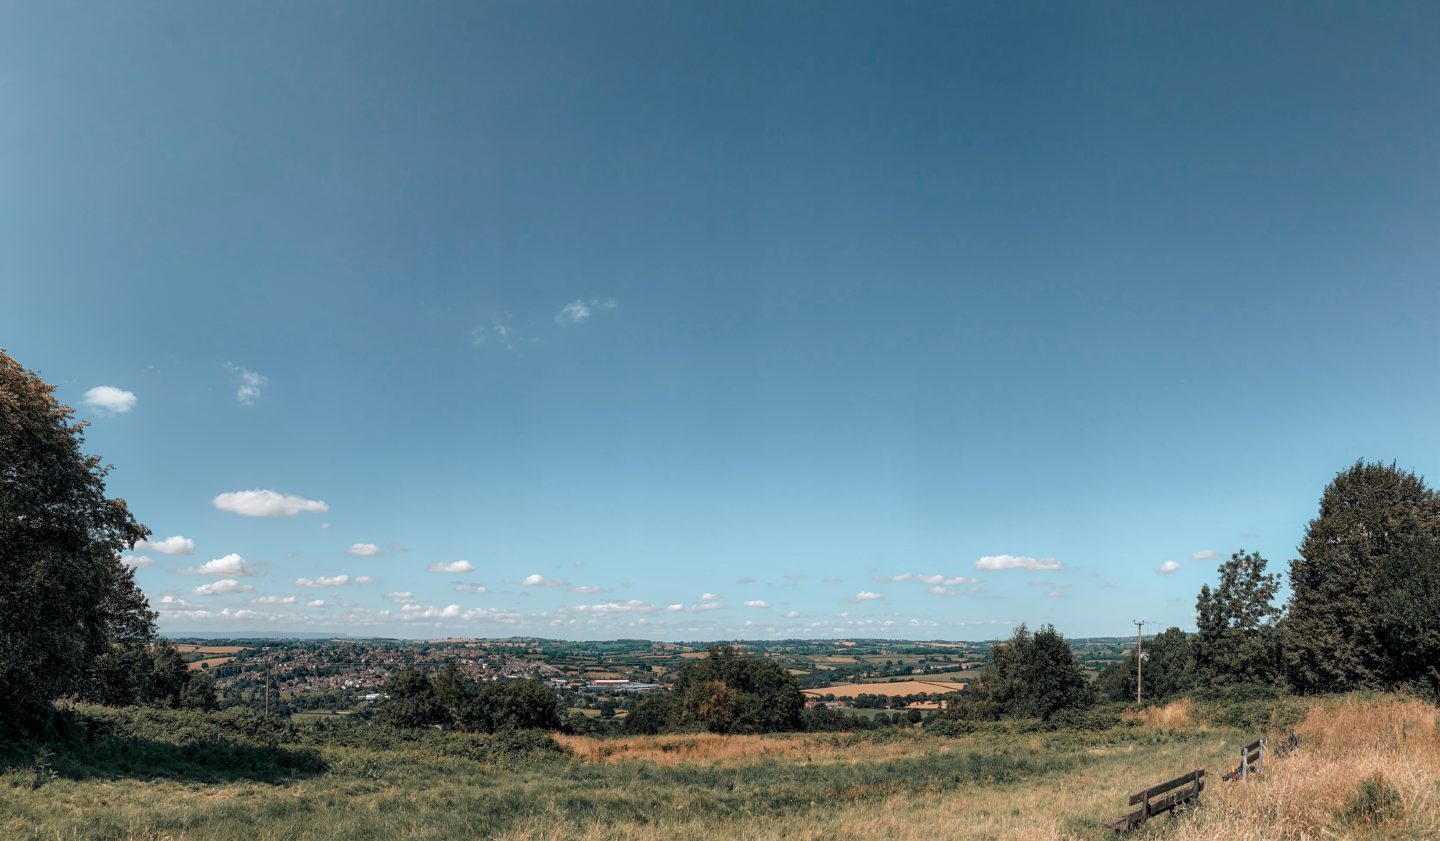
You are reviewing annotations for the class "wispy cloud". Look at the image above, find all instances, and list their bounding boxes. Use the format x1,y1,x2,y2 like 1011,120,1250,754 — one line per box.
854,591,882,601
555,298,617,325
472,312,532,352
743,600,771,608
347,543,380,557
295,575,350,588
213,490,328,518
1160,560,1182,574
1190,549,1216,561
83,386,137,413
236,368,267,405
120,555,154,569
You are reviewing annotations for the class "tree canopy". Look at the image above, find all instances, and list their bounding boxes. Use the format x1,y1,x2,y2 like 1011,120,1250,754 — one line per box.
670,646,805,733
1,349,155,719
963,624,1094,721
1283,461,1440,692
1194,550,1282,686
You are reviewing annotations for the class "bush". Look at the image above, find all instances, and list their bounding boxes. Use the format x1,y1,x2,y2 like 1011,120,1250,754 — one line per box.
1341,773,1403,826
800,706,875,732
1190,683,1302,730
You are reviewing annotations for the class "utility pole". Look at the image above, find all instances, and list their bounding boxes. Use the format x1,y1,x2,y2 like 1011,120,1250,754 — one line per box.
1133,620,1146,705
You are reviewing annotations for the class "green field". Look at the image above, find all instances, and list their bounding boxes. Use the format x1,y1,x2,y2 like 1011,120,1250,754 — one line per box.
5,696,1437,841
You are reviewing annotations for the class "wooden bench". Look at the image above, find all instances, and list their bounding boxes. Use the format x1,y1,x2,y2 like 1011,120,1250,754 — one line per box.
1105,769,1205,830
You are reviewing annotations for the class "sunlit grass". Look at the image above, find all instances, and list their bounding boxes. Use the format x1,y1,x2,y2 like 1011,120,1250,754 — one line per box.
2,695,1434,840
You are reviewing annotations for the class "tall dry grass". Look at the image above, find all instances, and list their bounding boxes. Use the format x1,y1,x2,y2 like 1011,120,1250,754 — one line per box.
1163,695,1440,840
1126,698,1198,729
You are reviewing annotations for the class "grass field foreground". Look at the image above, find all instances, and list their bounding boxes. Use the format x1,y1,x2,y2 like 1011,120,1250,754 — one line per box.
0,695,1434,840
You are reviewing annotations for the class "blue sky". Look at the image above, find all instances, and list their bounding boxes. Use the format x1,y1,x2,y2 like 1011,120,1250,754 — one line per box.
4,2,1440,640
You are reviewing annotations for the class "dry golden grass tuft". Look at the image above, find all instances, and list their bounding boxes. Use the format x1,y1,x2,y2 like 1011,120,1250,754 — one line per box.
552,732,921,765
1124,698,1197,729
1163,695,1440,840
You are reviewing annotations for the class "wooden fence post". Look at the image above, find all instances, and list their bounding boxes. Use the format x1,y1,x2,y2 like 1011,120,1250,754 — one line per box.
1258,738,1265,775
1239,746,1247,781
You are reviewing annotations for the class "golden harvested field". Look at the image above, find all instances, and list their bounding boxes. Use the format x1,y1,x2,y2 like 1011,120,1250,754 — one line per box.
171,645,247,655
185,656,235,672
803,680,967,698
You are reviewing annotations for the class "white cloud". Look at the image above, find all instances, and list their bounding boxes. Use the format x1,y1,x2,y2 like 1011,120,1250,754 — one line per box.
455,582,487,593
182,553,259,577
928,586,956,597
236,368,267,405
1191,549,1216,561
220,608,264,620
213,490,328,517
517,573,567,586
784,610,800,618
385,591,414,604
347,543,380,556
120,555,154,569
472,312,533,352
136,535,195,556
975,554,1061,572
83,386,137,413
573,600,653,614
855,591,882,601
193,579,254,596
743,600,771,609
699,592,721,602
428,560,474,573
1160,560,1182,574
158,594,190,608
295,575,349,588
570,585,606,594
306,599,325,607
251,595,297,605
689,601,723,612
555,297,617,325
894,572,977,586
665,603,684,612
399,603,462,620
354,576,374,585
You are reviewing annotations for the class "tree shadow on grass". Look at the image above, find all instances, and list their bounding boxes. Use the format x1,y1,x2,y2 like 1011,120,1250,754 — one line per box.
32,736,326,785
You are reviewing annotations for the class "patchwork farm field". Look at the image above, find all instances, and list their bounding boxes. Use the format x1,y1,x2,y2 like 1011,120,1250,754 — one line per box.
801,680,968,698
4,695,1433,840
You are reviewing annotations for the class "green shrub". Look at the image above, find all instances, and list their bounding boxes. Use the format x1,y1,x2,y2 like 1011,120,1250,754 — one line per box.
1341,773,1403,826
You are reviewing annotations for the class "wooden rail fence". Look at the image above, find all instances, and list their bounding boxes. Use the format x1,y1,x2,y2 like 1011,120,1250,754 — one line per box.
1222,738,1264,782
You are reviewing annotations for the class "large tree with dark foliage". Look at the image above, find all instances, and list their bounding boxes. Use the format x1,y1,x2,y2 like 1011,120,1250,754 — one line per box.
961,624,1093,721
1283,461,1440,693
0,350,155,721
671,645,805,733
1193,550,1283,686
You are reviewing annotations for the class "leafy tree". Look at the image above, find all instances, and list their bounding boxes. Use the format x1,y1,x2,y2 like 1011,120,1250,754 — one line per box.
0,350,154,720
963,625,1094,721
378,669,448,729
1370,535,1440,699
1194,551,1283,686
671,646,805,733
179,670,219,711
1096,626,1195,702
1283,461,1440,692
460,679,564,733
623,695,676,735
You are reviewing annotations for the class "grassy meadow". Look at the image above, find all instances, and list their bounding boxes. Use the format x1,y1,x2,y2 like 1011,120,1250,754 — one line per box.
1,695,1436,840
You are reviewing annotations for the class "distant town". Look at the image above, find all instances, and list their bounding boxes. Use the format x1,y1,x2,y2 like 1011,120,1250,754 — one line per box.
177,636,1136,722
